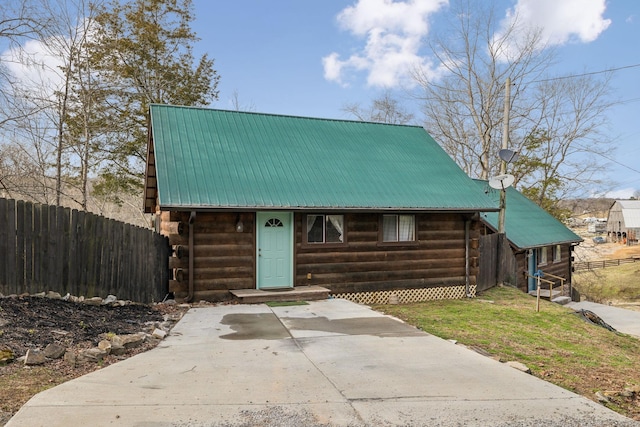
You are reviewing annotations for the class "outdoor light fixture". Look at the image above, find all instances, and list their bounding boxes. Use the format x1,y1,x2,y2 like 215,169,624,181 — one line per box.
235,215,244,233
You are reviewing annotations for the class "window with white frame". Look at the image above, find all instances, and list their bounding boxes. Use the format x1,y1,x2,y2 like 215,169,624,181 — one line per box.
553,245,562,262
306,215,344,244
538,247,548,265
382,214,415,242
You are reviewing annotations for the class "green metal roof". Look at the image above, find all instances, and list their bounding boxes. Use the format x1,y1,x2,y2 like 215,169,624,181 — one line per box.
473,180,582,249
146,104,498,211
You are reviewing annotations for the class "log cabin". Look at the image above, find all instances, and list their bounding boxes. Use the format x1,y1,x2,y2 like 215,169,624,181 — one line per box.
144,104,498,304
474,180,582,298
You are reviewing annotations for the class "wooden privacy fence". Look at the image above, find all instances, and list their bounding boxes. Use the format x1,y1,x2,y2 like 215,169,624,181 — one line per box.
477,233,517,292
0,198,170,303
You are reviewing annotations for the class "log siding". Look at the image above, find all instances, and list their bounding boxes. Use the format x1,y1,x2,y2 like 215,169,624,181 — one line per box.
297,213,478,295
162,211,480,302
513,244,573,292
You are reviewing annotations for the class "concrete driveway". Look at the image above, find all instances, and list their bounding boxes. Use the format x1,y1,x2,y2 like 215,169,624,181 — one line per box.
7,299,639,426
567,301,640,338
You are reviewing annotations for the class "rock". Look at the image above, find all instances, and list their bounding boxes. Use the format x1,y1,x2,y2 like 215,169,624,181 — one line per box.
388,293,399,304
112,333,145,349
0,349,14,364
64,351,77,367
62,293,71,301
44,343,66,359
46,291,62,300
626,384,640,394
83,297,103,306
98,340,112,355
506,361,531,374
110,342,126,356
620,389,635,398
102,294,117,305
595,391,611,403
33,292,46,298
24,349,46,365
78,347,107,363
152,328,167,339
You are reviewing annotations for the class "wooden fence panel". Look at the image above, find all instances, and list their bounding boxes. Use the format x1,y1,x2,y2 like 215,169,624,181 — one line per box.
0,198,169,303
68,209,79,296
31,203,40,289
23,202,33,293
15,200,25,292
478,233,517,292
477,234,498,292
0,199,6,288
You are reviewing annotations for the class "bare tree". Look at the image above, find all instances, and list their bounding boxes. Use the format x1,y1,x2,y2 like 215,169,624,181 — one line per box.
413,0,613,208
0,0,106,207
229,89,256,112
0,1,49,129
343,91,415,125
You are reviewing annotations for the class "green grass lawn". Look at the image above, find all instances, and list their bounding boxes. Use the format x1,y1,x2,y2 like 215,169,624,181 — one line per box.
374,286,640,420
573,262,640,303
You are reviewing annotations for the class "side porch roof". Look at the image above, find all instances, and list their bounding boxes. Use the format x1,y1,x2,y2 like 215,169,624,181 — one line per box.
473,180,582,249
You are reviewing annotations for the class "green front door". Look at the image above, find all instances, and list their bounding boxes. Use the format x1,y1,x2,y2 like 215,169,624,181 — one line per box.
256,212,293,289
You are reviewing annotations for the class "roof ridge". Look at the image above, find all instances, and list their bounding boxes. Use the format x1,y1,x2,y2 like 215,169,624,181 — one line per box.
149,103,423,129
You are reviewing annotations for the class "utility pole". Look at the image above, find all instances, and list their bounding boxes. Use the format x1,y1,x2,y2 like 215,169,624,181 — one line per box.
495,77,511,287
498,77,511,234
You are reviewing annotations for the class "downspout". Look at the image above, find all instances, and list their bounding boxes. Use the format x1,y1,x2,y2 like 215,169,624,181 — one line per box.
465,219,471,297
185,211,196,303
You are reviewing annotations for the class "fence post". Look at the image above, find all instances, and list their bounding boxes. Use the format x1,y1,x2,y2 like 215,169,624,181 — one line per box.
536,275,541,312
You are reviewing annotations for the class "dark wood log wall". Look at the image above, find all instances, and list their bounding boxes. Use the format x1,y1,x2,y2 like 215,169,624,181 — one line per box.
514,245,573,292
296,213,479,295
163,211,479,301
165,212,255,301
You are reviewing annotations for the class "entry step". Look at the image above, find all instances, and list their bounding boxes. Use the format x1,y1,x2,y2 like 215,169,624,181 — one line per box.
230,286,330,304
528,289,562,299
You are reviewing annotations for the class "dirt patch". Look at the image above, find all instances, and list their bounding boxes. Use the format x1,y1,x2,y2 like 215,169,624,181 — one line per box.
0,295,188,425
611,245,640,260
571,226,640,262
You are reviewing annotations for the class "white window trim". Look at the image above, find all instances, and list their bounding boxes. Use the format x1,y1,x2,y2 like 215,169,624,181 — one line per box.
538,247,548,266
382,214,416,243
305,214,345,244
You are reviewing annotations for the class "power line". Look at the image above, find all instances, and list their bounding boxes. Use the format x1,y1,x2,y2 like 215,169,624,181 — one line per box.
532,63,640,83
596,152,640,175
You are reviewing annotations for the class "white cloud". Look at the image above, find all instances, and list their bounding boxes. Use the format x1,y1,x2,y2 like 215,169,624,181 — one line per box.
604,188,638,199
497,0,610,51
1,38,66,97
322,0,447,88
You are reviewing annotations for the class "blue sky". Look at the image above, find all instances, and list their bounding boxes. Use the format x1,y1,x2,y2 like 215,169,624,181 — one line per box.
192,0,640,199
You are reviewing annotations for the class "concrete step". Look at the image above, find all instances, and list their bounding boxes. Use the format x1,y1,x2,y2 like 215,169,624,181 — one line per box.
551,296,572,305
528,289,562,299
230,286,330,304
